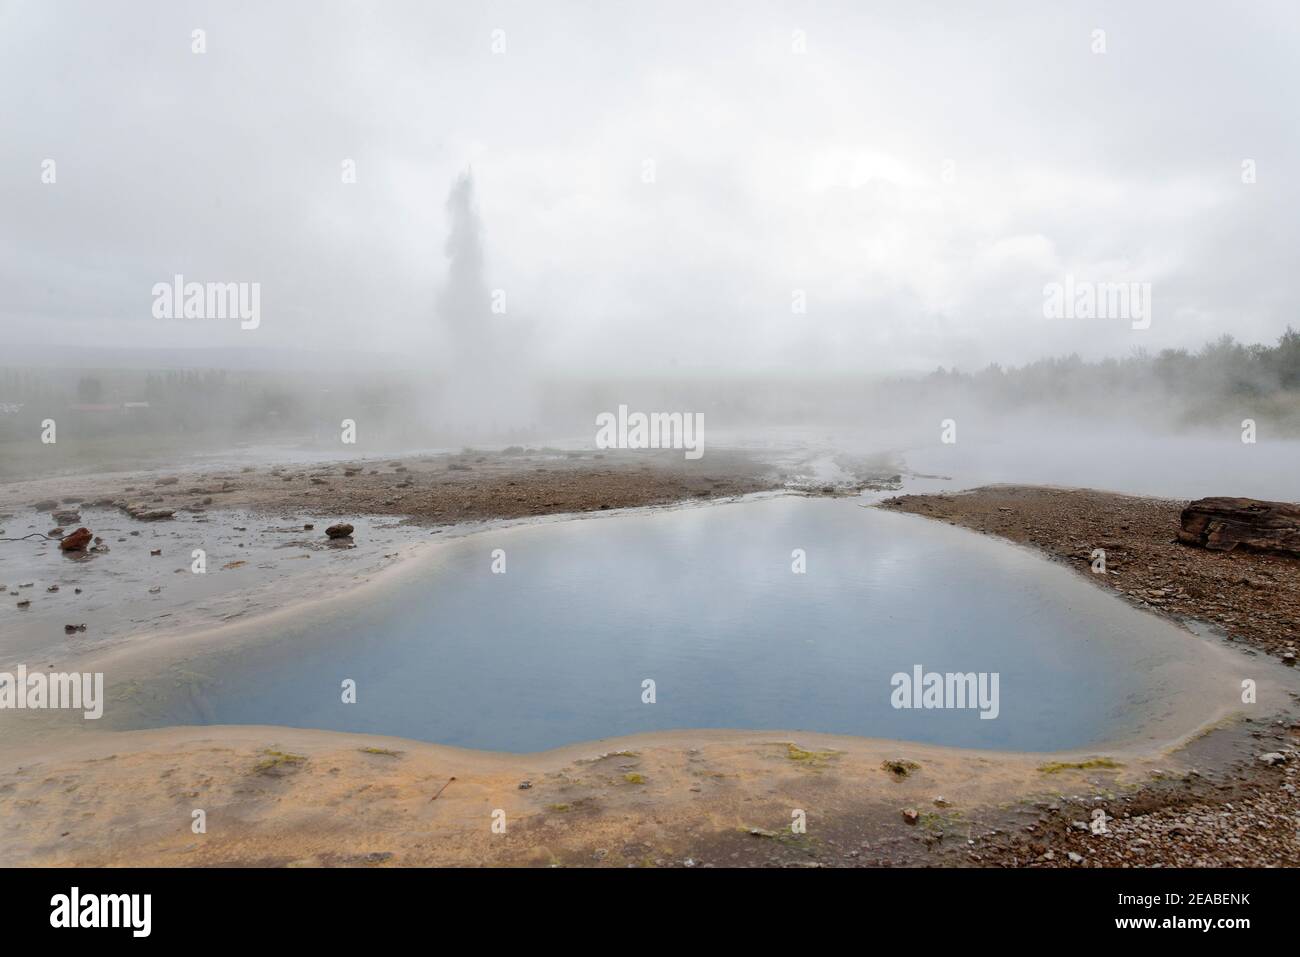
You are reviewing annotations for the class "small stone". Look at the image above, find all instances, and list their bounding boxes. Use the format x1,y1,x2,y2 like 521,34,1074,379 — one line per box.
59,528,93,552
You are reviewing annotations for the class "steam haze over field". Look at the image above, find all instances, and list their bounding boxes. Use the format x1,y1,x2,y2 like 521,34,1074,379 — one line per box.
1,0,1299,463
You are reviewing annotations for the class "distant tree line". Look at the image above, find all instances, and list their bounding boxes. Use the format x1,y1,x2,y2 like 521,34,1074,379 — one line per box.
918,329,1300,426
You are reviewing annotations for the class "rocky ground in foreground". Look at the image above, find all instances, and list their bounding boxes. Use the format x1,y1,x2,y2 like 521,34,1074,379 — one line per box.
880,485,1300,867
988,759,1300,868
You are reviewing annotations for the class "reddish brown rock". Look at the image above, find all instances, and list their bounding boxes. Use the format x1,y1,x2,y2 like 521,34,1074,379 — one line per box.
1177,497,1300,557
59,527,93,551
325,523,355,540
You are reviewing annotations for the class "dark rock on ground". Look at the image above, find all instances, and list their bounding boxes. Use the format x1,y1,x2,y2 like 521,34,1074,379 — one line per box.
59,527,93,551
1178,497,1300,557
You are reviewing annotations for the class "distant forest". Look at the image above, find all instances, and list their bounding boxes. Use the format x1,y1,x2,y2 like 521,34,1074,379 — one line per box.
915,328,1300,426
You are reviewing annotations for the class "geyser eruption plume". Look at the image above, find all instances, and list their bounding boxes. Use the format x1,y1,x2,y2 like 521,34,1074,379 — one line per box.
434,170,535,438
437,171,490,360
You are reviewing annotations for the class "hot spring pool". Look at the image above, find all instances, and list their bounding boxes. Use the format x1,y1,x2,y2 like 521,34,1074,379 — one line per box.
110,496,1242,752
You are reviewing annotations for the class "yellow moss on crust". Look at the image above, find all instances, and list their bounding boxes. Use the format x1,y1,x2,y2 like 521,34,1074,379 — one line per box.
1037,758,1123,774
784,743,840,766
253,749,307,773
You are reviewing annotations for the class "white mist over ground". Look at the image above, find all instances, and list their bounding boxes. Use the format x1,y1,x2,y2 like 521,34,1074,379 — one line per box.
903,431,1300,501
0,2,1296,501
701,418,1300,502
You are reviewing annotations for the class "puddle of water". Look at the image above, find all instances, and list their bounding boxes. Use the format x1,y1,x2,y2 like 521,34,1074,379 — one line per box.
0,506,420,667
97,496,1249,753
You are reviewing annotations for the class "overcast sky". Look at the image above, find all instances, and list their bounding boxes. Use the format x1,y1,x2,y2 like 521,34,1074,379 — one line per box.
1,0,1297,375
